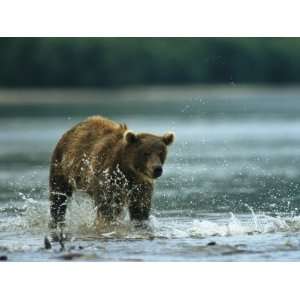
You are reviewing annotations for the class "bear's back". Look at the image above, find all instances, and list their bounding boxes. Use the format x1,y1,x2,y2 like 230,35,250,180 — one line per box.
55,116,128,185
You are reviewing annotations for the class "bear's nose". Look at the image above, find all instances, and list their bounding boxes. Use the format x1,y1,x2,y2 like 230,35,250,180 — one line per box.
153,166,163,178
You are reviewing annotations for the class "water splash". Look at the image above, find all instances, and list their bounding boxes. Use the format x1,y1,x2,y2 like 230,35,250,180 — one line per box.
0,192,297,240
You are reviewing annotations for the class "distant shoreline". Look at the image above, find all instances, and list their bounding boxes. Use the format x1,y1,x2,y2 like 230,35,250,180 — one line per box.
0,84,300,105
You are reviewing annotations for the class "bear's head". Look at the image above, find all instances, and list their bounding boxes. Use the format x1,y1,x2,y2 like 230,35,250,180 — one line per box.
123,130,175,180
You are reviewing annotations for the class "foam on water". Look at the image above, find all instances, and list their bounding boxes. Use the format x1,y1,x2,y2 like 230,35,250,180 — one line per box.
149,212,291,239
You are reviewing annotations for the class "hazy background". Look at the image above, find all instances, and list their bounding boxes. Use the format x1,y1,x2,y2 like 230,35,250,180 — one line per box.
0,38,299,87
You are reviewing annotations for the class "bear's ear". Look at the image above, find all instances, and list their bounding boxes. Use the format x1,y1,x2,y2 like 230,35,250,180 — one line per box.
124,130,139,144
162,132,175,146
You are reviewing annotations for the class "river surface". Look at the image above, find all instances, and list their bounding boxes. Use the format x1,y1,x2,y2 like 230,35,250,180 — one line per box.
1,86,300,261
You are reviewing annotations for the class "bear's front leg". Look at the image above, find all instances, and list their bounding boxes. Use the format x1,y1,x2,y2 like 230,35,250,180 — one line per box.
92,188,125,224
96,200,124,223
128,184,153,221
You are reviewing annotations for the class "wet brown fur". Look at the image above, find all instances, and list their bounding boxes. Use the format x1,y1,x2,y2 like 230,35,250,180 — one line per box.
49,115,174,229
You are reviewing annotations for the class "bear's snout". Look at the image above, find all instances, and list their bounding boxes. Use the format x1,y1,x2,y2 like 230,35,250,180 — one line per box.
153,166,163,178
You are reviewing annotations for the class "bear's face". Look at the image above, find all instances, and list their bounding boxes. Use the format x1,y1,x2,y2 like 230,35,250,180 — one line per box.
124,131,175,180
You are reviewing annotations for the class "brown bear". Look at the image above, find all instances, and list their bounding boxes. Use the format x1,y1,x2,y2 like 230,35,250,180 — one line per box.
49,115,175,229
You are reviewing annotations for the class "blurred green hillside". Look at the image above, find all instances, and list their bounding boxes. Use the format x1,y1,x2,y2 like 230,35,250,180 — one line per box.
0,38,299,87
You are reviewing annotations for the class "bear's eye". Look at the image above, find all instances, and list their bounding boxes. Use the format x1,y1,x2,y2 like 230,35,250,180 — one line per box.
159,151,165,160
144,152,151,158
158,150,164,157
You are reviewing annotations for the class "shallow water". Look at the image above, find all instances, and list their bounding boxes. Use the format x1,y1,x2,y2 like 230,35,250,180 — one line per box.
1,86,300,261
